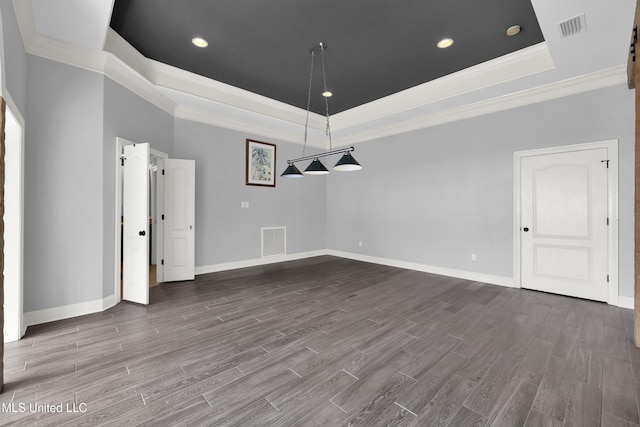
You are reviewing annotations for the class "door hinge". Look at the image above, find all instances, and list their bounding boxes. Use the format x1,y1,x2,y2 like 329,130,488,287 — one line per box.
601,160,609,168
607,217,609,225
607,274,610,283
120,156,125,166
632,26,638,62
162,169,165,175
161,259,164,266
161,214,164,220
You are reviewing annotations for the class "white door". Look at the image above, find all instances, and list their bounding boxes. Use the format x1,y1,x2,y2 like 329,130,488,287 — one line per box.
123,143,150,304
520,148,609,301
162,159,195,282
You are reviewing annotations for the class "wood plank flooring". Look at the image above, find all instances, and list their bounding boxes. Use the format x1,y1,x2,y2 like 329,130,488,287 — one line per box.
2,256,639,426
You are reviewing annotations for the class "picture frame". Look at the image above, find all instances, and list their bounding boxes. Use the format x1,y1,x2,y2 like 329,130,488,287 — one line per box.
246,139,276,187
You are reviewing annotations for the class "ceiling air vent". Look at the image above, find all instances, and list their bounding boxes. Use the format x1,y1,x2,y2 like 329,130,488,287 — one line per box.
558,13,587,38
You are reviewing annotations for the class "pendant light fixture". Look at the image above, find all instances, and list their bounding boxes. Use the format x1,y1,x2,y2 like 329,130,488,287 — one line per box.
281,42,362,178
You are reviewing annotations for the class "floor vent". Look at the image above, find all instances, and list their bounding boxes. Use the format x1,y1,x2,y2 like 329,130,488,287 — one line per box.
558,13,587,38
262,227,286,257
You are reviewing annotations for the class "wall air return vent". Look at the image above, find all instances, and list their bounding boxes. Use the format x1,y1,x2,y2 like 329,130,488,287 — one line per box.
558,13,587,38
262,227,286,257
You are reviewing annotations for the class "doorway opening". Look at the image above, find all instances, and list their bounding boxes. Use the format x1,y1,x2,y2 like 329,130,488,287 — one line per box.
4,102,25,342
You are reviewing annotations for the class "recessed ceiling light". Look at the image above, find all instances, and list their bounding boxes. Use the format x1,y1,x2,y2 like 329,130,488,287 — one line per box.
322,91,333,97
437,38,454,49
191,37,208,48
506,25,521,36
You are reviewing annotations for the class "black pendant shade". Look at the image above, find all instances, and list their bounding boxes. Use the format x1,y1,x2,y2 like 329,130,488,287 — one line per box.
304,158,330,175
333,152,362,171
280,163,304,178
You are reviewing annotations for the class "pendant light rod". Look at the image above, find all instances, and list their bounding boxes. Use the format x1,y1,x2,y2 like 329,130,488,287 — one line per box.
286,146,355,165
281,41,363,178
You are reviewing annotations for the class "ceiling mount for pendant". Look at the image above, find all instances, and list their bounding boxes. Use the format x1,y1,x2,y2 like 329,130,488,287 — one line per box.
281,41,363,178
310,41,328,53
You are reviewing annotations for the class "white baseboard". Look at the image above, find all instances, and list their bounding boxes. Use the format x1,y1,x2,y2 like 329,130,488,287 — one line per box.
618,296,634,310
21,314,27,338
196,249,514,289
21,252,632,330
195,250,328,275
326,250,515,288
25,294,117,327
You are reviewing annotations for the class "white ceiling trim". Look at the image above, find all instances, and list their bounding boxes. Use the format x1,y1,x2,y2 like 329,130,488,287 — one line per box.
104,55,176,116
331,65,627,147
12,0,176,116
173,104,325,148
103,29,326,130
31,0,114,52
330,43,555,130
10,0,627,148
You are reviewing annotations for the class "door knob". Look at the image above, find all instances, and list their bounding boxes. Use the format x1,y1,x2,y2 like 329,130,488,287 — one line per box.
139,230,146,236
523,227,529,232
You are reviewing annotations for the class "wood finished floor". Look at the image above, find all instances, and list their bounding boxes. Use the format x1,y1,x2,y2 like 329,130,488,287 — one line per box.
2,256,639,426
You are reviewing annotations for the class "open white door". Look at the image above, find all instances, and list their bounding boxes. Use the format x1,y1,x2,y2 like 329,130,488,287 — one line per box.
123,143,150,304
162,159,195,282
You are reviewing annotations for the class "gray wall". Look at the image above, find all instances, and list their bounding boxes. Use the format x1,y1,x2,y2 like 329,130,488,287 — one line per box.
174,119,327,267
327,84,635,297
4,0,635,313
102,78,174,298
24,56,105,311
17,52,178,310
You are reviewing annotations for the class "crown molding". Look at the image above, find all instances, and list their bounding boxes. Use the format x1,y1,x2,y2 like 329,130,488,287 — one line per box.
330,42,555,131
104,55,176,116
11,0,34,48
22,32,177,116
173,104,324,148
13,0,110,73
10,0,627,148
105,29,327,130
12,0,177,116
331,65,628,147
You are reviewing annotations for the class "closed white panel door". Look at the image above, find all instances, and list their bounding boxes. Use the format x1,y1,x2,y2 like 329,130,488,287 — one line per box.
520,148,608,301
123,143,150,304
163,159,195,282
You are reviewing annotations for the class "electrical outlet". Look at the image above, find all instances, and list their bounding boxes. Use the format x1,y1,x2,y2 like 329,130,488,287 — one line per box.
471,253,477,261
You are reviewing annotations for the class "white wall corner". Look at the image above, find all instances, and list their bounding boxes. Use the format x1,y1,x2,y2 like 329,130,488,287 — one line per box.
25,295,116,327
617,295,634,310
195,250,328,275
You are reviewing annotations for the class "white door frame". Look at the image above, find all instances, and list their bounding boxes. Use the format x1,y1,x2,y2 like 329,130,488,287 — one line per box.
114,137,168,302
3,97,25,342
1,3,26,341
513,139,619,305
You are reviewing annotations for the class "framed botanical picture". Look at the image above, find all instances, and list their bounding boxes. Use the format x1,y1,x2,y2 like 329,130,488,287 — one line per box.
246,139,276,187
